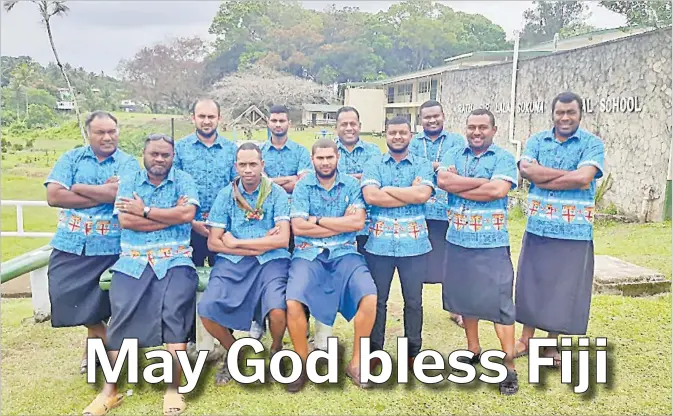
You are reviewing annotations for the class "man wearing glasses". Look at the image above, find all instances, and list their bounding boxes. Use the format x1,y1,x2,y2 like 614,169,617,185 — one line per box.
82,134,200,416
44,110,139,376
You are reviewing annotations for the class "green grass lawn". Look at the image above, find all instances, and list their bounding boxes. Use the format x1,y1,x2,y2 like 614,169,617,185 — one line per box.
1,217,671,415
1,114,671,415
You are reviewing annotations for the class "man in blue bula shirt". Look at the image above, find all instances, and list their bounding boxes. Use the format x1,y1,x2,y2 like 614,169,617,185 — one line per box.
514,92,606,367
174,98,237,268
197,142,292,385
307,106,382,351
409,100,466,327
437,109,519,395
83,134,200,416
284,139,378,392
260,104,314,338
44,111,139,375
361,116,435,368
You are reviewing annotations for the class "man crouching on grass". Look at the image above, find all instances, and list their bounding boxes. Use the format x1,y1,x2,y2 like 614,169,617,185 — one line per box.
284,139,378,393
197,142,292,385
83,134,200,416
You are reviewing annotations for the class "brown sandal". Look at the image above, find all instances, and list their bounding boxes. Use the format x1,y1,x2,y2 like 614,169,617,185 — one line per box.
82,393,124,416
514,338,529,358
163,390,186,416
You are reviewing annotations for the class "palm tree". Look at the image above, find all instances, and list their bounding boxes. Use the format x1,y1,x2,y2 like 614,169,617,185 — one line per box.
4,1,86,143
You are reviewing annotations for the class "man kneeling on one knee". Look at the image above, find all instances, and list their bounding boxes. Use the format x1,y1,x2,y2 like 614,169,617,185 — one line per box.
285,139,377,393
198,142,292,385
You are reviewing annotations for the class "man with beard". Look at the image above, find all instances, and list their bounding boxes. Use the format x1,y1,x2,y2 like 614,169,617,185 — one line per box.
44,110,139,375
409,100,465,327
174,98,240,341
514,92,605,367
436,108,519,395
197,142,292,385
174,98,237,269
361,116,435,369
84,134,200,416
305,106,381,352
284,138,377,392
261,104,313,339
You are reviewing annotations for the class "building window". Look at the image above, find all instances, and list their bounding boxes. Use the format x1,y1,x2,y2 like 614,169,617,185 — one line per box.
418,80,430,94
387,86,395,104
396,83,413,103
430,79,438,101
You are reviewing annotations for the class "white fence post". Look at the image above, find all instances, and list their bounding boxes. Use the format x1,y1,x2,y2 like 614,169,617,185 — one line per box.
30,265,51,323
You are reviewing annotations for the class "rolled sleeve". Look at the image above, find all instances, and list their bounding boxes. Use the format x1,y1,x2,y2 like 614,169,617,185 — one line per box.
578,136,606,179
178,173,201,207
348,183,366,210
417,161,436,191
361,162,382,189
297,147,313,176
206,188,231,230
438,148,457,172
44,151,74,190
492,150,519,190
519,135,539,164
273,187,291,223
289,180,310,219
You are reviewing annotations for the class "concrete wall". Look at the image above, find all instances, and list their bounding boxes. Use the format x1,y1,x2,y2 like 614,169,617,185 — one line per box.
344,88,386,133
440,28,672,221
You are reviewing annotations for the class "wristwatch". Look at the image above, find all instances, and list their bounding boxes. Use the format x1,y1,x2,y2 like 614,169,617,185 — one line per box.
143,206,151,218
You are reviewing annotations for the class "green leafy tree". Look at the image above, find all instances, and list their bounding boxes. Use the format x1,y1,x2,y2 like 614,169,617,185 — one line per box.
600,1,672,27
520,1,590,46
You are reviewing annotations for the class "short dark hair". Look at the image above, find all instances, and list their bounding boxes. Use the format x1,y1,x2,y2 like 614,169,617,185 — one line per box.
467,108,496,127
235,142,263,161
312,138,338,155
268,105,290,116
85,110,117,130
336,106,360,122
385,116,411,130
551,91,583,116
419,100,443,113
190,98,221,116
144,133,174,149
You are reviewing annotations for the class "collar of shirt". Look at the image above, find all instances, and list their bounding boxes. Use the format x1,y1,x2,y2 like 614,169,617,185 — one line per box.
262,137,299,151
237,179,262,196
185,132,228,148
83,145,121,162
301,171,348,188
415,129,448,142
336,138,364,153
382,151,417,165
460,143,498,157
140,166,177,186
541,127,584,143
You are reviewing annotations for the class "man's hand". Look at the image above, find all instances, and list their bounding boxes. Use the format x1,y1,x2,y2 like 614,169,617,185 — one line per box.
345,204,358,216
176,195,189,206
105,176,120,184
412,176,422,186
432,161,440,171
266,225,281,236
222,232,239,248
192,220,209,237
448,166,458,174
116,192,146,216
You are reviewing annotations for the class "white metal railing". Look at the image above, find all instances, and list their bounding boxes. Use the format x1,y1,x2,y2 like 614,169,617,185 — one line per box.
1,200,55,238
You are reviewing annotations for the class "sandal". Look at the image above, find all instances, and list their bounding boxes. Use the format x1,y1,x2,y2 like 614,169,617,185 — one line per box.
345,364,372,389
542,346,562,368
457,348,482,365
163,390,186,416
514,338,529,358
80,356,101,374
82,393,124,416
499,369,519,395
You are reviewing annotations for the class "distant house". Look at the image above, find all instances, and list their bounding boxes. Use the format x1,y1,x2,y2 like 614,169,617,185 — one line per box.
302,104,341,127
119,100,137,112
55,101,74,111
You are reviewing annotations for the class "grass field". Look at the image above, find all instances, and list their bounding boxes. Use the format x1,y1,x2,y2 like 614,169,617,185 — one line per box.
1,113,671,415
